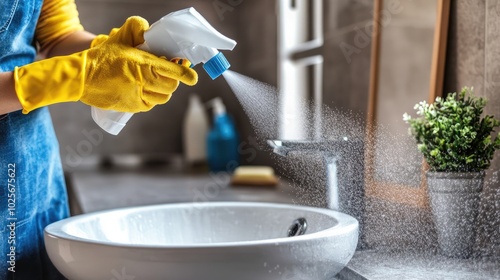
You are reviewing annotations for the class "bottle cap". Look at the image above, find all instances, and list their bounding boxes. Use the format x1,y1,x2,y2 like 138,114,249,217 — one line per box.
206,97,226,117
203,52,230,80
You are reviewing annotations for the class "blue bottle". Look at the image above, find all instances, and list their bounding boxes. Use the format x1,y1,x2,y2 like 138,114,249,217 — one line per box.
206,97,240,172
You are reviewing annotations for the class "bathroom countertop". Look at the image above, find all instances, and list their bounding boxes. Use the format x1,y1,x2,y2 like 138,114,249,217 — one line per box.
66,165,297,214
341,249,500,280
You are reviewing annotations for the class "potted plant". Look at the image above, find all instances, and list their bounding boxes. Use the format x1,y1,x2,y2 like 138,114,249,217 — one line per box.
403,86,500,258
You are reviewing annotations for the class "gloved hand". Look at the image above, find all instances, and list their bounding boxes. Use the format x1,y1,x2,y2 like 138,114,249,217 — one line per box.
14,16,198,114
90,27,119,48
92,29,193,67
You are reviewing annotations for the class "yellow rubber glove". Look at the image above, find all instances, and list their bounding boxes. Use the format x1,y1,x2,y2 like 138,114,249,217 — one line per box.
15,16,198,114
92,31,193,67
90,28,119,48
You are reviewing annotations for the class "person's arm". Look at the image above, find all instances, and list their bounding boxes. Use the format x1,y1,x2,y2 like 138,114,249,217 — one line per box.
1,0,197,116
0,31,94,114
36,0,93,57
43,30,95,58
0,72,20,114
0,0,89,114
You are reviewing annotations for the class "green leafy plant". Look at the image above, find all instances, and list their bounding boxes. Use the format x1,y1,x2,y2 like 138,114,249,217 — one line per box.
403,87,500,172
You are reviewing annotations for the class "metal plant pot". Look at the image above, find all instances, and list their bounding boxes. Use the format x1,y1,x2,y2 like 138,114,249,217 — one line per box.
426,171,484,258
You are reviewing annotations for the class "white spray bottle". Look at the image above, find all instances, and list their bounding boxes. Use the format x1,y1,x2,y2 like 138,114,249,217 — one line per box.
92,7,237,135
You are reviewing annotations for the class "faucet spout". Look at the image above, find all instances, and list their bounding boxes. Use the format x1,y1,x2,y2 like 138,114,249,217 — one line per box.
268,138,366,248
267,140,292,157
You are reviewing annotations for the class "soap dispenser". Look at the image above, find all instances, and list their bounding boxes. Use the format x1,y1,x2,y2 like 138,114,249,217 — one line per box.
206,97,240,172
183,94,209,165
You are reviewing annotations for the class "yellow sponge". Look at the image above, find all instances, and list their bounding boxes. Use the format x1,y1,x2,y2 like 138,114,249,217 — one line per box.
230,166,279,187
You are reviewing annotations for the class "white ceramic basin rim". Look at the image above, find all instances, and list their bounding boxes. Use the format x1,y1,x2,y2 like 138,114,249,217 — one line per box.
45,202,359,280
46,202,357,248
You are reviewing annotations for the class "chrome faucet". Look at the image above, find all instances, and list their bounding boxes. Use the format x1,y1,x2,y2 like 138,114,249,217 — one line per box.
268,138,365,248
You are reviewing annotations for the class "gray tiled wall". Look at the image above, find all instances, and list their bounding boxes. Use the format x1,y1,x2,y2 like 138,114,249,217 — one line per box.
321,0,372,117
443,0,500,257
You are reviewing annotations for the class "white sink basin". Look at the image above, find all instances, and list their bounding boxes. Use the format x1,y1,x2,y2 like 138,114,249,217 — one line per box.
45,202,358,280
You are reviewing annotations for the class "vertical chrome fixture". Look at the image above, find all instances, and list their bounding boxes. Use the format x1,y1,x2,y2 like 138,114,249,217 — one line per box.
277,0,324,140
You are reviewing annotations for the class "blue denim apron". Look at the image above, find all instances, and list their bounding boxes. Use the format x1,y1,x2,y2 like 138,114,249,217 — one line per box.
0,0,69,279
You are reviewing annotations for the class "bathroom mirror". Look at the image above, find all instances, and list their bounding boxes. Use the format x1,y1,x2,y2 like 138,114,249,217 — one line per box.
365,0,450,208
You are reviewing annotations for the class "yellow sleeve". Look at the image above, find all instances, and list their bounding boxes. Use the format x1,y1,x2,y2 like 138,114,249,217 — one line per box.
36,0,84,50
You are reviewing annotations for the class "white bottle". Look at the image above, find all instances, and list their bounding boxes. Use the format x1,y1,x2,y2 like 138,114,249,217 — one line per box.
92,7,237,135
183,94,209,164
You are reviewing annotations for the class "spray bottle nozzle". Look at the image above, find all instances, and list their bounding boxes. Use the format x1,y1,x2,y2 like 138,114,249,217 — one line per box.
203,52,230,80
142,7,237,80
